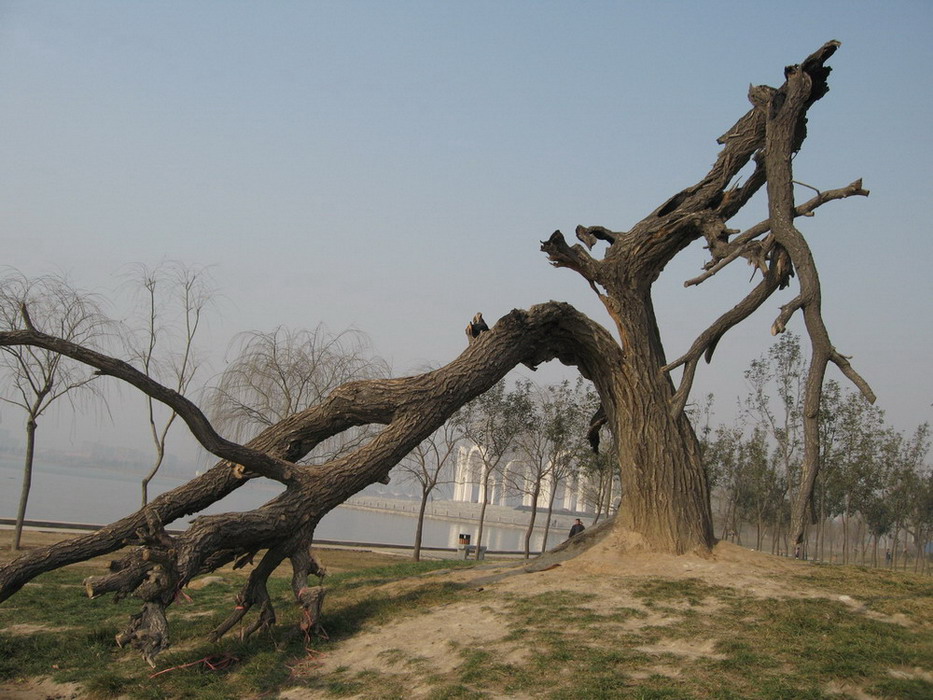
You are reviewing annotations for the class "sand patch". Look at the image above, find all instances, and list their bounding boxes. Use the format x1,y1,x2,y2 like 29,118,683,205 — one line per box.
567,535,806,594
186,575,226,590
834,594,917,627
824,680,879,699
317,599,511,677
636,637,726,660
887,666,933,683
0,677,82,699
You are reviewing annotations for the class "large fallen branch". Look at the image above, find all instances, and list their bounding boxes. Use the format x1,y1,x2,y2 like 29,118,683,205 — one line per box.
0,302,617,660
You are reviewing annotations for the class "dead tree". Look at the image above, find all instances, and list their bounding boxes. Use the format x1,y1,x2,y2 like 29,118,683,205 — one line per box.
0,42,874,661
542,40,872,552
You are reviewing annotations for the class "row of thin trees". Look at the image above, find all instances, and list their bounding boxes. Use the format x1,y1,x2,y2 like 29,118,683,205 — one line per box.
395,377,616,560
0,266,389,550
697,333,932,572
0,267,607,560
3,268,927,571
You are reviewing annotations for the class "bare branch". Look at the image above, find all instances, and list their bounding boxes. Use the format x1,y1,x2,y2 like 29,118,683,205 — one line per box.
829,349,877,404
540,230,603,282
19,303,35,331
685,179,869,287
664,275,781,416
0,327,295,484
770,295,805,336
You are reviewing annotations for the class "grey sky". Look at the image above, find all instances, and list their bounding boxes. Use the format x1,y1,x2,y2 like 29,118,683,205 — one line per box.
1,1,931,461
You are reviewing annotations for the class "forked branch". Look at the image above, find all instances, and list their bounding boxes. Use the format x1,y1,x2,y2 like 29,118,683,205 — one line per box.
751,43,875,546
686,179,869,288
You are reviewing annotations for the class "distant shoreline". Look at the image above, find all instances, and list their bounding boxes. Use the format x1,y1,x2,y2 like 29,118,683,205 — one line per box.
0,518,530,558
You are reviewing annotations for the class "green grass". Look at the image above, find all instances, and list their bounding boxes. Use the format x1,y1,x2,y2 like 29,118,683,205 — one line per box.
632,577,728,606
0,555,930,699
0,557,472,699
792,563,933,618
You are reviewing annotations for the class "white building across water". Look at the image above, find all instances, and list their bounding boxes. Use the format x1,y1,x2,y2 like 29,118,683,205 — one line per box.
451,443,612,514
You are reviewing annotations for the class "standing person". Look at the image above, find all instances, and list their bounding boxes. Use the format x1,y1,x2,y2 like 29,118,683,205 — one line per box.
568,518,585,539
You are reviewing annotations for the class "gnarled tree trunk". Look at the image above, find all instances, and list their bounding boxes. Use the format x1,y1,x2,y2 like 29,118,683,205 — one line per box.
0,41,876,661
579,296,714,553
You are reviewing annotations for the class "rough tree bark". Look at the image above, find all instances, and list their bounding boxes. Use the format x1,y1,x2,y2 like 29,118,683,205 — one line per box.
544,41,872,551
0,42,874,660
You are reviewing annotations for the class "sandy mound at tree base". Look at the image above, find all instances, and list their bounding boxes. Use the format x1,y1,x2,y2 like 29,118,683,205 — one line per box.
565,530,805,595
289,534,820,699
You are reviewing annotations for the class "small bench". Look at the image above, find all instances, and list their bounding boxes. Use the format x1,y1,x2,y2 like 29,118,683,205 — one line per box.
458,544,488,560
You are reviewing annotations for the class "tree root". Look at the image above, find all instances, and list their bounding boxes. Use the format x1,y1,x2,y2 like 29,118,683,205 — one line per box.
210,542,295,642
297,586,327,640
116,600,172,667
292,545,328,640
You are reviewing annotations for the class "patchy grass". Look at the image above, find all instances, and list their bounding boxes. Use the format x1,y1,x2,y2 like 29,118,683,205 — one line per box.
0,546,472,700
791,562,933,619
1,534,931,699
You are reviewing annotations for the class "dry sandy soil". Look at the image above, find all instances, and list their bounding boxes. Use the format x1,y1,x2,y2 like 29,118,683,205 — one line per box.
280,528,918,699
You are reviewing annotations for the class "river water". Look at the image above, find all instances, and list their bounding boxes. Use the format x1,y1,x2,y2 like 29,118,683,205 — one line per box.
0,456,556,552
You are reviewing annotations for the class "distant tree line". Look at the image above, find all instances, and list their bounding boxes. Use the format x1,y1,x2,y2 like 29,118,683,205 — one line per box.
698,333,931,572
394,376,616,560
3,268,927,573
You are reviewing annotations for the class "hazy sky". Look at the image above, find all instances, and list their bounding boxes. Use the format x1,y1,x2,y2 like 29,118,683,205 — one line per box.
1,1,931,461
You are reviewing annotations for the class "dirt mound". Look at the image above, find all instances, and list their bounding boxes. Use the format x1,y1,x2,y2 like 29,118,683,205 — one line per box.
301,527,819,698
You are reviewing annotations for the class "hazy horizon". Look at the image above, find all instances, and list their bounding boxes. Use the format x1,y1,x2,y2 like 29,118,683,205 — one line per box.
2,2,931,467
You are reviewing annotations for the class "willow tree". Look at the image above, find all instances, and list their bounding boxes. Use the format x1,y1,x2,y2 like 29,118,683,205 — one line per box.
542,40,873,552
0,43,875,663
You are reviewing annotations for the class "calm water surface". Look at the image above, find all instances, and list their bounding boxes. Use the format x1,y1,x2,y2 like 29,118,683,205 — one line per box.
0,456,554,551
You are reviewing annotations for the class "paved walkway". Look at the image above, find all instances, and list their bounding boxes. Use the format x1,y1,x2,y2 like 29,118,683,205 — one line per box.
343,495,586,532
2,498,596,562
